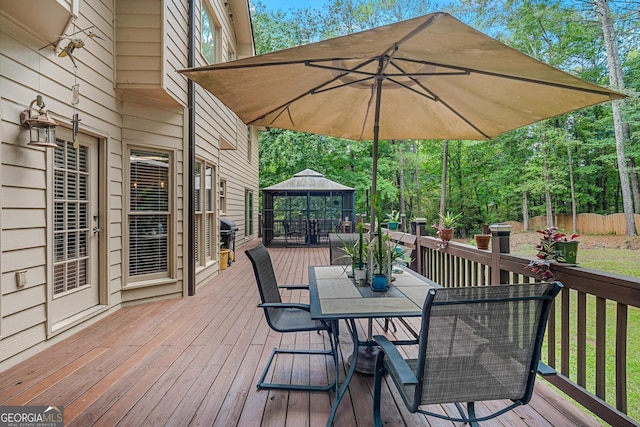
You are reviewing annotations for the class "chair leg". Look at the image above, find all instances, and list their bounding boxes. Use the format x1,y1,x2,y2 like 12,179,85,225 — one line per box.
453,402,480,427
372,351,386,427
257,346,337,392
257,327,339,392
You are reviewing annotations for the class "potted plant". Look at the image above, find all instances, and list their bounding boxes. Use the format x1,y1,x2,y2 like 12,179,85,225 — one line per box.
370,218,390,291
474,225,491,250
354,222,368,284
432,211,461,245
535,227,580,264
385,210,400,231
335,228,368,282
526,227,580,281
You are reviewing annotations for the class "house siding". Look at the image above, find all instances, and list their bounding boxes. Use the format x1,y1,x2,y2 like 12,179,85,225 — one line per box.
0,0,257,371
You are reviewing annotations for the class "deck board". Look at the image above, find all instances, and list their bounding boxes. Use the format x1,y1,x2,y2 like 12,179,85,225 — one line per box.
0,241,602,426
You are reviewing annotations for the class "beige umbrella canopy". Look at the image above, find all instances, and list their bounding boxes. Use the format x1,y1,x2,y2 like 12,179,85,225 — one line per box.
180,11,623,227
181,12,623,142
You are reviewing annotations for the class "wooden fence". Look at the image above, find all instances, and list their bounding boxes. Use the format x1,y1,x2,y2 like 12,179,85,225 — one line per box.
507,213,640,235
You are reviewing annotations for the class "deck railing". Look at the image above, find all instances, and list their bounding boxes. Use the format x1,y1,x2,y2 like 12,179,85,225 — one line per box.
403,230,639,427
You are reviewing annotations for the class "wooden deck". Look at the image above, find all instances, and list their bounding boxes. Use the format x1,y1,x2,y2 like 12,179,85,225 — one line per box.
0,240,602,426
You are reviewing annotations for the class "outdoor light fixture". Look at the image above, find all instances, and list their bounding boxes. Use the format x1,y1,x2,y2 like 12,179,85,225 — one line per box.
20,95,58,148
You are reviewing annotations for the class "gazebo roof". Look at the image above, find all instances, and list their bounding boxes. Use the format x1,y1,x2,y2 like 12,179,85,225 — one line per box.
264,169,354,192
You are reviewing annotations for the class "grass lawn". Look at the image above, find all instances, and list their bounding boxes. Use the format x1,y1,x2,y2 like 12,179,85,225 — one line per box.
508,232,640,423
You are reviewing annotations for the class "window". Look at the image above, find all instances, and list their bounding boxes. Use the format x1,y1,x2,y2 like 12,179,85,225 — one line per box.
220,180,227,214
194,162,201,265
128,149,170,278
226,43,236,62
201,3,219,64
247,126,252,163
245,189,253,237
195,161,216,265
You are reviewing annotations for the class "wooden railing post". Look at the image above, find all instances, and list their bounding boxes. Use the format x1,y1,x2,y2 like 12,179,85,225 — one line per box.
489,223,511,285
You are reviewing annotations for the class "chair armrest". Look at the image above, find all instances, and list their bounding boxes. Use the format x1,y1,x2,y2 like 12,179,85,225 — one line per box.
257,302,311,312
278,285,310,291
373,335,418,386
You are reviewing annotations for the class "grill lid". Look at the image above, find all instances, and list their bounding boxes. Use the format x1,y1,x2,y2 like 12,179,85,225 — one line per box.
220,218,238,231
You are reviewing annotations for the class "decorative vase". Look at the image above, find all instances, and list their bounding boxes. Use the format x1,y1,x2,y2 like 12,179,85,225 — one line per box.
387,221,399,231
354,267,367,286
371,273,388,292
438,228,454,242
475,234,491,250
555,241,579,264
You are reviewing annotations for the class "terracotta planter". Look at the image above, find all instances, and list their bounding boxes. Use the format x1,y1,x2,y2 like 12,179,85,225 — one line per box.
438,228,454,241
475,234,491,250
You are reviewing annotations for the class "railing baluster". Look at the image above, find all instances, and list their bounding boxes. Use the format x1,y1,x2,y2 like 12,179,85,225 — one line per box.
561,287,570,376
616,303,628,413
577,291,587,387
548,299,557,367
596,296,606,399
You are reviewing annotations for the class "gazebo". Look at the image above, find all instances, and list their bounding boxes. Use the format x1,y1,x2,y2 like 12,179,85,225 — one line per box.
262,169,355,246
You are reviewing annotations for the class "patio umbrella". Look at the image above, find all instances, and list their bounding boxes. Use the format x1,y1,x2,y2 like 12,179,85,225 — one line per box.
180,12,623,223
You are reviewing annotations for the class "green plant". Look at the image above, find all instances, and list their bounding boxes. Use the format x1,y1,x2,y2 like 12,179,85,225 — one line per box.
385,210,399,223
334,232,367,268
372,217,387,275
438,211,462,229
357,221,365,266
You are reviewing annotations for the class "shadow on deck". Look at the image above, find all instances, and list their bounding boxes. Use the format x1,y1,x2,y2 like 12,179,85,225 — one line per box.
0,240,602,426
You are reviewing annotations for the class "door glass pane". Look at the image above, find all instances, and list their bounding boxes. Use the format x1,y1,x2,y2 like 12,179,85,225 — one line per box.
53,139,91,295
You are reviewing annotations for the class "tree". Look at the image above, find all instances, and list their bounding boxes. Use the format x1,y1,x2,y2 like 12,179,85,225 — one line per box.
594,0,637,235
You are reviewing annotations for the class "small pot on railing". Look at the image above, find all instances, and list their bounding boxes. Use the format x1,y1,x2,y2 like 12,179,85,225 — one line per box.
474,234,491,250
438,228,454,242
555,241,579,264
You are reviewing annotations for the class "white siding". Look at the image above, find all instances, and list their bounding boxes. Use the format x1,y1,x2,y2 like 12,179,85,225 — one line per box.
0,0,257,371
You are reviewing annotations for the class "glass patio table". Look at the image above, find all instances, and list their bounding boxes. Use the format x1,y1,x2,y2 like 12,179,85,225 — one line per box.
308,265,440,426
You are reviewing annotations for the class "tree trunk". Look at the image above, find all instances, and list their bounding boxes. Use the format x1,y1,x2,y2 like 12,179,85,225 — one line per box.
567,143,577,234
413,140,422,217
624,123,640,213
439,140,449,226
630,158,640,214
544,149,554,227
522,191,529,231
595,0,637,235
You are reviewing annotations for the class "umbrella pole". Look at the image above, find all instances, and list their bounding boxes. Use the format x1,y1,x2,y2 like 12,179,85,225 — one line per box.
351,72,384,376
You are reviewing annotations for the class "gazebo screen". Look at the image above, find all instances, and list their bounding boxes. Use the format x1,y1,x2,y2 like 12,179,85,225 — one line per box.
263,190,354,246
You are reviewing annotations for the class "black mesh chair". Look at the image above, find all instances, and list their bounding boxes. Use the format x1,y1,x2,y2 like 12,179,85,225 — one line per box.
245,245,338,391
373,282,562,426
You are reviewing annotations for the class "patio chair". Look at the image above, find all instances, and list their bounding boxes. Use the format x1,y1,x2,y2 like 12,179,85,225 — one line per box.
245,244,338,391
283,219,303,245
373,281,563,427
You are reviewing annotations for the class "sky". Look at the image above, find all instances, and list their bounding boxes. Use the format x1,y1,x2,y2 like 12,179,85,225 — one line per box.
258,0,458,13
258,0,331,10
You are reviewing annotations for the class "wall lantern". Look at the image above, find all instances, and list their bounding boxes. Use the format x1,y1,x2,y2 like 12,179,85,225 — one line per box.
20,95,58,148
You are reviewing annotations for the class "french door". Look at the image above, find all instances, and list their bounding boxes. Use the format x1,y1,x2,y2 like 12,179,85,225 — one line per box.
51,130,100,325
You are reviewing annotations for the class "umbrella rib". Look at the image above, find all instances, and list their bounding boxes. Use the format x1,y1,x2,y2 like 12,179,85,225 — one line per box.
247,58,378,125
395,57,620,98
311,76,376,94
385,78,438,101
